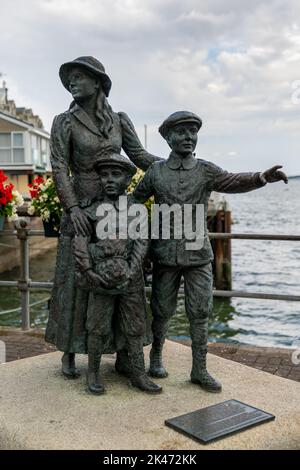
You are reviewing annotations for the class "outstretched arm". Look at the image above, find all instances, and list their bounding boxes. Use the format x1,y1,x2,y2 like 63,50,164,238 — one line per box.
119,112,163,171
207,162,287,194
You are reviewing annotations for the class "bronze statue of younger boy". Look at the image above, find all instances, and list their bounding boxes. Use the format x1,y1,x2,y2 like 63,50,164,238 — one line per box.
133,111,288,393
73,153,162,395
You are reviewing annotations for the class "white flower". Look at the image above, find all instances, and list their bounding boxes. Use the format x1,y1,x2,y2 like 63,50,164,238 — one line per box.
17,195,24,206
42,209,50,221
54,196,59,203
12,190,24,207
27,204,36,215
8,213,19,222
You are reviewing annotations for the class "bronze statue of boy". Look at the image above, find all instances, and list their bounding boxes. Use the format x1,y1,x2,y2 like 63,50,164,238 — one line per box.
133,111,288,393
73,153,162,394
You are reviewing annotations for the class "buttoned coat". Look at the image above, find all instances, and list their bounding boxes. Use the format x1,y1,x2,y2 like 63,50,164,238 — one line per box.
132,151,265,267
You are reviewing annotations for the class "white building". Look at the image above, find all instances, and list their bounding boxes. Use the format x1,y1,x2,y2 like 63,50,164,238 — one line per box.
0,82,50,195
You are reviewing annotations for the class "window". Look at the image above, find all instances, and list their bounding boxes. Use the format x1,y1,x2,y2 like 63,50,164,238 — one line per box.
13,133,23,147
0,132,25,163
31,134,42,165
13,149,25,163
0,133,12,163
0,133,11,147
41,138,47,166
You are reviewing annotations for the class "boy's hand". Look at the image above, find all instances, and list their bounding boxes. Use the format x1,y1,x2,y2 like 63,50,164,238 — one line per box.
115,279,130,291
85,269,108,288
261,165,288,184
114,267,132,291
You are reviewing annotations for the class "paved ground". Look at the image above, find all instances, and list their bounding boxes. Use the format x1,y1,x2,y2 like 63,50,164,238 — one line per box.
1,328,300,383
0,328,56,361
172,338,300,382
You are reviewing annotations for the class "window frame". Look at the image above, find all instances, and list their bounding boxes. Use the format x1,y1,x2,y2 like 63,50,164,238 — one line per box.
0,131,25,164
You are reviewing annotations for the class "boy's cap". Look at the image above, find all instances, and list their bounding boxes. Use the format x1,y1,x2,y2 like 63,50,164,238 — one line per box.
159,111,202,138
94,153,137,176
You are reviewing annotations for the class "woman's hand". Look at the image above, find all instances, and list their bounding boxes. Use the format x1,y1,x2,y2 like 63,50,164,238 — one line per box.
70,206,92,236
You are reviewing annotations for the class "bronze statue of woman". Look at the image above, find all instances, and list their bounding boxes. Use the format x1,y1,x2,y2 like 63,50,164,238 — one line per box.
45,56,160,377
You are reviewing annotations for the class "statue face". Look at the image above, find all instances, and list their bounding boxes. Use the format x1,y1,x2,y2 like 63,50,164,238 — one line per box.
98,166,131,198
166,122,198,156
68,67,99,101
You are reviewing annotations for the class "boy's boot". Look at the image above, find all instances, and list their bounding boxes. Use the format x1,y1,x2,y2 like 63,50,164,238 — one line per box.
115,349,131,377
87,335,105,394
128,338,162,393
61,352,81,379
149,318,169,378
190,319,222,393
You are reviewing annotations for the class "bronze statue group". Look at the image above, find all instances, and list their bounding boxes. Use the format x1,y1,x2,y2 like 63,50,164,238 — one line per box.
45,57,288,395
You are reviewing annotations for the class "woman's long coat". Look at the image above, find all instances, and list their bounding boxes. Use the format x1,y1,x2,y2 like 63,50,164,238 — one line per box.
45,102,159,353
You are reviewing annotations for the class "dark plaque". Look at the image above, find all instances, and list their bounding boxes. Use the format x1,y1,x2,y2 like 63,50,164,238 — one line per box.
165,399,275,444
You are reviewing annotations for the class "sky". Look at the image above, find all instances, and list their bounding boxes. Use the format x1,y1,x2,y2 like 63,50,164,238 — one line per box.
1,0,300,175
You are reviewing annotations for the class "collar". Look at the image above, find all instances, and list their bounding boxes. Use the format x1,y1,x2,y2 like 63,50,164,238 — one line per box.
100,196,128,212
69,102,102,137
166,151,197,170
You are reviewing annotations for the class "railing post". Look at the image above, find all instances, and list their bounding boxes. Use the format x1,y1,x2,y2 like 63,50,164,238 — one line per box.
214,209,224,290
213,201,232,291
16,219,31,331
223,200,232,291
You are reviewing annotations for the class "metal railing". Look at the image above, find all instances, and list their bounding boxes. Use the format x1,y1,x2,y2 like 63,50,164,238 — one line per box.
0,219,300,330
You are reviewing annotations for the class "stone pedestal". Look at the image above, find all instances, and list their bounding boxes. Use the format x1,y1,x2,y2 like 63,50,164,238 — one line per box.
0,340,299,449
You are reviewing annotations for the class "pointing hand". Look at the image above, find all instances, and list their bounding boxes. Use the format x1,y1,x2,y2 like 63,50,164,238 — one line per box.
261,165,288,184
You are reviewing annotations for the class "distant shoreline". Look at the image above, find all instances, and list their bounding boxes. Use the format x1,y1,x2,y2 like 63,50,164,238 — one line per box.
288,175,300,179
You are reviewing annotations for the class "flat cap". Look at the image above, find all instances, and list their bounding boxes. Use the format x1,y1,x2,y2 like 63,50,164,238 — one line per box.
94,153,137,176
159,111,202,138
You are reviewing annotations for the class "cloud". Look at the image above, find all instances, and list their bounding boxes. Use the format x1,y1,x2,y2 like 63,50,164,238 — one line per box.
1,0,300,175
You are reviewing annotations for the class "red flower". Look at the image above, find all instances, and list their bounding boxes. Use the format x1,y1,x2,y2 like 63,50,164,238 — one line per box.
0,170,8,184
4,183,13,202
27,175,44,199
29,188,38,198
0,170,14,209
33,175,44,185
0,195,7,206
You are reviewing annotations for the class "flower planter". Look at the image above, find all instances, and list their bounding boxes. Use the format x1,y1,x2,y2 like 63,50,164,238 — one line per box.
43,214,60,238
0,215,5,231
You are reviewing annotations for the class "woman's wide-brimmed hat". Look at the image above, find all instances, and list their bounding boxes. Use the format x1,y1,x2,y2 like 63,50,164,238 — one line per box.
59,56,112,97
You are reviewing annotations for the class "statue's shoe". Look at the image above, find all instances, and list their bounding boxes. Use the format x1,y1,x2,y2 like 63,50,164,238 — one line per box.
61,354,81,379
149,349,168,378
62,367,81,379
87,373,106,395
131,374,163,393
148,365,168,379
191,371,222,393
